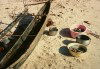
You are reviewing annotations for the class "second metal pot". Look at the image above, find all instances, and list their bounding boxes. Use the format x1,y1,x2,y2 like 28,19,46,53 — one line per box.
76,35,91,46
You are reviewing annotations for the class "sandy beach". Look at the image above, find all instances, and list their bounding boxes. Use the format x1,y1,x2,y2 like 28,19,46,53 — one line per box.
0,0,100,69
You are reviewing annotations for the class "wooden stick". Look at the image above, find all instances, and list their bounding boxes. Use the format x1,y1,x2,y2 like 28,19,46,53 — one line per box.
5,34,36,37
25,1,48,6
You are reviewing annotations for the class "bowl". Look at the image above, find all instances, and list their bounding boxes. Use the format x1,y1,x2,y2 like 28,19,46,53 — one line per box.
70,24,87,38
48,27,58,36
76,35,91,46
68,43,87,57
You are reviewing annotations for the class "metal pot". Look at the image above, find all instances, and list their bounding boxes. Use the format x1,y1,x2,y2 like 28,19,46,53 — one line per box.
76,35,91,46
68,43,87,57
48,27,58,36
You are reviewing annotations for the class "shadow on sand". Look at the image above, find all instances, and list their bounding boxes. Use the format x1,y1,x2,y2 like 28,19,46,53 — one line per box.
59,40,75,56
59,46,72,56
59,28,71,38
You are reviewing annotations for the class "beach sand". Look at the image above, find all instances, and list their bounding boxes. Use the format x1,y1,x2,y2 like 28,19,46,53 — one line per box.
0,0,100,69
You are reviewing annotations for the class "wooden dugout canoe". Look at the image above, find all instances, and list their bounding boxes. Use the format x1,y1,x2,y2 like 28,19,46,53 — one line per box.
0,0,51,68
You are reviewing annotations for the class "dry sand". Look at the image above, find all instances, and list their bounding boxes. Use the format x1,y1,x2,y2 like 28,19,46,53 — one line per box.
0,0,100,69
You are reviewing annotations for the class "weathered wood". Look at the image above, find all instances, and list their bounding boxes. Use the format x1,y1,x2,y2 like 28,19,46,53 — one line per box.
9,16,48,69
0,0,51,68
11,1,51,69
0,10,28,40
25,1,48,6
